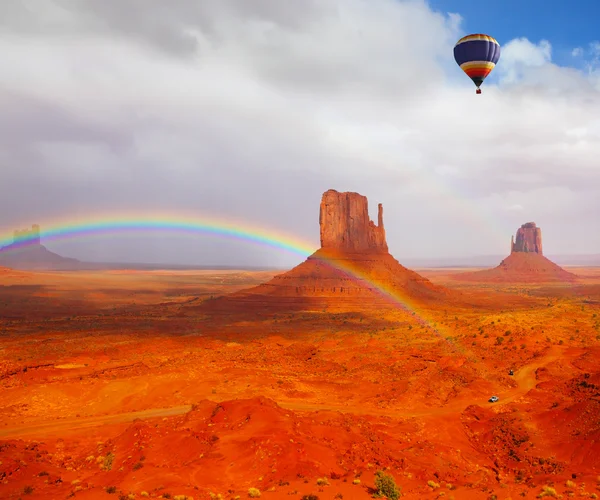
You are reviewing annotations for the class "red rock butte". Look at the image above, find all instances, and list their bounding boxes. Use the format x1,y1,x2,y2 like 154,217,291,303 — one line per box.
455,222,577,283
0,224,82,270
200,189,450,313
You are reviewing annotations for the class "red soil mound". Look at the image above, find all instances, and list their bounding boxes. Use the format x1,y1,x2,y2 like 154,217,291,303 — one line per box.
199,190,455,313
0,397,429,499
453,252,578,283
203,249,451,313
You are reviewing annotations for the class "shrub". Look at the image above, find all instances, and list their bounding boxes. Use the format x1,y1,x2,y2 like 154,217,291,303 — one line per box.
374,471,401,500
23,486,34,495
565,480,576,488
352,479,361,485
107,486,117,494
427,480,440,489
538,485,558,497
316,477,329,486
248,488,261,498
103,452,115,471
301,496,319,500
133,461,144,471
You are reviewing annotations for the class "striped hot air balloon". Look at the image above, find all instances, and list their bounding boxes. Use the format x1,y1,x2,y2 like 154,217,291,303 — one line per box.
454,34,501,94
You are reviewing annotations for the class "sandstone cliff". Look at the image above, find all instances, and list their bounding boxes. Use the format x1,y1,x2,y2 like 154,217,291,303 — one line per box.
455,222,576,283
197,189,451,313
319,190,387,253
0,225,82,270
511,222,543,255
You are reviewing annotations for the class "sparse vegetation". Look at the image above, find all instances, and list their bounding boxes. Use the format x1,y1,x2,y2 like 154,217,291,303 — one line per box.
248,488,261,498
106,486,117,494
23,485,34,495
316,477,330,486
428,480,440,489
537,485,558,497
374,471,401,500
102,452,115,471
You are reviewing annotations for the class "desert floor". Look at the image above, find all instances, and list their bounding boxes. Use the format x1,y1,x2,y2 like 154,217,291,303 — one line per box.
1,266,599,499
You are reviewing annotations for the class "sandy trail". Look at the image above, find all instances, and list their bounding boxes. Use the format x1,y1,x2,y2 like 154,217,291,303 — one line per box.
0,346,564,439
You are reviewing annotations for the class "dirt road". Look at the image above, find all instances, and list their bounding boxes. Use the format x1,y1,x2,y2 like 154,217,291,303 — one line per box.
0,346,563,439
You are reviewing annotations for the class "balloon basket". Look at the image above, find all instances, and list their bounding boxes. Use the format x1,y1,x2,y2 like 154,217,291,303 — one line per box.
476,88,482,94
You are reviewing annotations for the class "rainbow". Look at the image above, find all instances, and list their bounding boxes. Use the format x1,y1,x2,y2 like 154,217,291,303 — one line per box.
0,213,469,356
0,213,316,258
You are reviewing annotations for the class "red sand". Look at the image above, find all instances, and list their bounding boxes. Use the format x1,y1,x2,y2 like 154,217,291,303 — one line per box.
453,252,578,283
1,268,600,499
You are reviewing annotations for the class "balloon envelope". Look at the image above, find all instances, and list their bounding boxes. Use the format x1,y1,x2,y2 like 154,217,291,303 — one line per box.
454,34,501,89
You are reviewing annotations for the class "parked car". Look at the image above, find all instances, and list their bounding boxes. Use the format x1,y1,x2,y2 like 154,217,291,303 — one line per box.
488,396,499,403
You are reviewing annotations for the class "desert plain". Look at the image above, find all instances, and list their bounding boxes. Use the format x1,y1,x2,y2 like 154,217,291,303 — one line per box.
0,264,599,500
1,192,600,500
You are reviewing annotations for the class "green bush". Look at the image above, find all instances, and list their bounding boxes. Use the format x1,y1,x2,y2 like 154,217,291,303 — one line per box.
374,470,401,500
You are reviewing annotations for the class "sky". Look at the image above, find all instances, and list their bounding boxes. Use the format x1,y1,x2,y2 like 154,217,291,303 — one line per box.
1,0,599,267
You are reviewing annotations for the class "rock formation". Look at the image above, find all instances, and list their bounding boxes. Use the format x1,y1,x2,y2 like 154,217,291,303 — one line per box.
13,224,41,245
0,225,82,270
511,222,543,255
319,190,387,253
455,222,576,283
197,189,451,314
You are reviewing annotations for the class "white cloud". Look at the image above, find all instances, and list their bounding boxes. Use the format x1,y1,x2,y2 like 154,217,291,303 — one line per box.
497,38,552,84
0,0,599,263
572,47,583,57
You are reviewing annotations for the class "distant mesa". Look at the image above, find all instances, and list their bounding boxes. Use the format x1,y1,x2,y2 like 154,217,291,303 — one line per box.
198,189,451,313
13,224,41,245
454,222,577,283
0,224,82,270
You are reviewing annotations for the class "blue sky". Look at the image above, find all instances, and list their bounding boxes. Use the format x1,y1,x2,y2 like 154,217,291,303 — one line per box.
428,0,600,67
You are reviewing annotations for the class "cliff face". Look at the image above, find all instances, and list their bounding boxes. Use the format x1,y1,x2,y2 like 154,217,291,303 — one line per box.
197,189,451,314
319,190,388,253
455,221,576,283
511,222,543,255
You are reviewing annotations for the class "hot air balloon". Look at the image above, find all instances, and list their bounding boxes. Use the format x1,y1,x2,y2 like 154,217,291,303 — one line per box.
454,34,501,94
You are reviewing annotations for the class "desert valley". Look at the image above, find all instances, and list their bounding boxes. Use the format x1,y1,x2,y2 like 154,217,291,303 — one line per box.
0,190,599,500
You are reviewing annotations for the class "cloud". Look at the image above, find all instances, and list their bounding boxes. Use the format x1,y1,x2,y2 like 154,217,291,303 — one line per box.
0,0,599,264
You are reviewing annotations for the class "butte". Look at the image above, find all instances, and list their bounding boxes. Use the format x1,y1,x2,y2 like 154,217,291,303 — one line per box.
199,189,451,314
0,224,81,270
454,222,577,283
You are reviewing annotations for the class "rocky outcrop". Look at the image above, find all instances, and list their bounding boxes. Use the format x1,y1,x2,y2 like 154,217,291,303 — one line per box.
455,222,576,283
319,190,387,253
0,225,82,270
197,189,452,314
511,222,543,255
13,224,41,245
